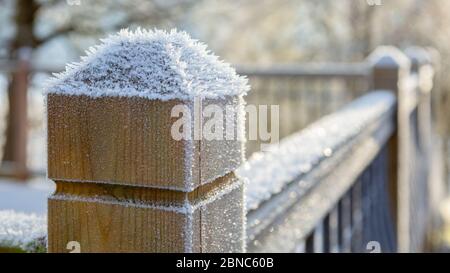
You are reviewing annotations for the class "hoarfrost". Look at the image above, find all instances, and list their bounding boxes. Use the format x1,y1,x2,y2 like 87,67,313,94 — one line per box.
45,28,249,100
0,210,47,252
238,91,396,211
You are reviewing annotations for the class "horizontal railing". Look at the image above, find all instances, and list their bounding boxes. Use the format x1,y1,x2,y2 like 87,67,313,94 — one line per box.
238,91,397,252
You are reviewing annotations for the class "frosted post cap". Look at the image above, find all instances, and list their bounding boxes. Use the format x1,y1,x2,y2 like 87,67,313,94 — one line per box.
46,28,249,100
367,46,411,70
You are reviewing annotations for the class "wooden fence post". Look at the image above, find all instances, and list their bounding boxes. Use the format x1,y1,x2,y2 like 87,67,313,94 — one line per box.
405,47,433,158
405,47,437,250
367,46,411,252
47,30,247,253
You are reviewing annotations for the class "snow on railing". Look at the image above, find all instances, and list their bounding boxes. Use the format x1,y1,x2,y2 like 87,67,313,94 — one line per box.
238,91,396,212
240,91,399,252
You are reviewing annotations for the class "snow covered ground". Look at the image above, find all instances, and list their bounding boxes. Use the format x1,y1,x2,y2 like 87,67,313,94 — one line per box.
0,210,47,252
0,178,51,252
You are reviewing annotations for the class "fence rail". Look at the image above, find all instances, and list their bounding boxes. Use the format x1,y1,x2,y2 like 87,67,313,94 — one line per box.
239,91,396,252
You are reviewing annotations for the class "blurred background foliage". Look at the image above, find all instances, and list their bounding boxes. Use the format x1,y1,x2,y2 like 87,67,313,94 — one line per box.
1,0,449,65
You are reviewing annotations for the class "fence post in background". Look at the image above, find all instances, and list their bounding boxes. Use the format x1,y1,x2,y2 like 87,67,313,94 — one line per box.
405,47,434,159
47,31,247,252
425,47,448,221
426,48,449,205
367,46,411,252
405,47,437,250
0,47,31,180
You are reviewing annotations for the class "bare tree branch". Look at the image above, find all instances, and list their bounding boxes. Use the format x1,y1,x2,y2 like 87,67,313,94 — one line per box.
35,24,75,46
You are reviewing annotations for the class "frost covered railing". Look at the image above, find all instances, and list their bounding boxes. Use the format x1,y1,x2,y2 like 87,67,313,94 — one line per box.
239,91,397,252
239,47,436,253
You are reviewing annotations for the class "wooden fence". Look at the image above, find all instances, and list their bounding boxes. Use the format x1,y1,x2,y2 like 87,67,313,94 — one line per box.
0,44,438,252
238,46,435,252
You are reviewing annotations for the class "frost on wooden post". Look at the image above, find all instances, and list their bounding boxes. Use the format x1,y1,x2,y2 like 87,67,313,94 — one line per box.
46,28,249,191
46,29,247,252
